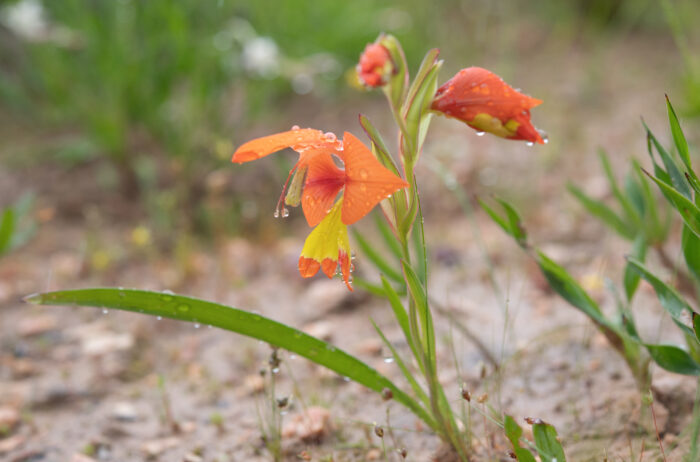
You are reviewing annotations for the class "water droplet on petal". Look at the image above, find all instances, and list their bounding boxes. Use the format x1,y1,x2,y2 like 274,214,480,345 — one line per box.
475,131,485,136
281,207,290,218
291,125,300,131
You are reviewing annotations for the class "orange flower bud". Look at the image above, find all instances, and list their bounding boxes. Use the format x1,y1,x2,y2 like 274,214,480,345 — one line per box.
431,67,545,144
357,43,393,88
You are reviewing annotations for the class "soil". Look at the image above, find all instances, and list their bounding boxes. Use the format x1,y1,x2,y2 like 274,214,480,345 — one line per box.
1,32,700,462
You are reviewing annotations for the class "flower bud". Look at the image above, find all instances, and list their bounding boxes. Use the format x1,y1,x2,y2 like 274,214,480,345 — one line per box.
357,43,393,88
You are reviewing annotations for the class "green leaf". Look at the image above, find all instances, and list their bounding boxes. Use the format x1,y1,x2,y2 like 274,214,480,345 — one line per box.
623,234,647,302
0,209,15,255
479,197,527,247
381,275,420,365
693,313,700,344
683,224,700,282
645,343,700,376
535,252,605,325
645,122,692,199
513,448,537,462
370,319,429,407
666,96,700,193
402,48,440,119
404,64,440,160
644,170,700,238
374,213,403,261
531,420,567,462
504,415,523,448
599,149,641,226
626,258,696,337
567,183,634,240
352,229,403,284
401,261,435,364
25,288,436,429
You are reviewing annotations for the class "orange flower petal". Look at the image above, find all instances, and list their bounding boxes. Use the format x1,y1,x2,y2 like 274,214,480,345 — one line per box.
232,128,333,163
432,67,544,144
339,132,409,225
302,152,345,227
299,257,321,278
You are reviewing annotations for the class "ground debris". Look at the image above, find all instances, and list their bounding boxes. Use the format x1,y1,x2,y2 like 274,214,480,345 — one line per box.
282,406,332,443
140,436,180,457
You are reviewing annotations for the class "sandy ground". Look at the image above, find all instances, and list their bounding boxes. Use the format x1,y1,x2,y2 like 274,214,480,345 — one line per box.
1,31,700,461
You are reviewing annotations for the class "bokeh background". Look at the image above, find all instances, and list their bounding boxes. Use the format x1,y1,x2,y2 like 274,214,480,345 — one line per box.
2,0,700,460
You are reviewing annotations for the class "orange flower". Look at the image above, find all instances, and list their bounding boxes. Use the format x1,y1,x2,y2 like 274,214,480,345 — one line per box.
431,67,545,144
232,128,408,226
298,199,353,290
357,43,393,88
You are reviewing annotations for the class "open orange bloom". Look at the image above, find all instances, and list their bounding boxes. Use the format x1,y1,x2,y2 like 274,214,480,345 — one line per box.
232,128,408,227
431,67,545,144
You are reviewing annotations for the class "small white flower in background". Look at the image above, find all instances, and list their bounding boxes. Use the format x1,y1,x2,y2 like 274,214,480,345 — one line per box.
242,36,280,79
1,0,47,40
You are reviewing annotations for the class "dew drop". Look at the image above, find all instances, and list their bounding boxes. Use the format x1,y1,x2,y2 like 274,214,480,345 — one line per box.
177,304,190,313
194,323,201,329
293,332,303,339
526,141,534,147
272,367,280,374
359,169,368,180
291,125,300,131
324,132,336,142
289,354,297,360
156,316,162,321
475,131,485,136
281,207,290,218
343,376,351,382
383,357,395,364
102,309,109,314
273,209,280,218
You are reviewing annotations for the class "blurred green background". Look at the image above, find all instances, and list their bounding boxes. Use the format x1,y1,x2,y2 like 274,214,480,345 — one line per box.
1,0,699,249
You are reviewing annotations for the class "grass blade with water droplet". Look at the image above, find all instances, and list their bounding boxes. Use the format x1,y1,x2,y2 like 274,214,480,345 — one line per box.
24,288,437,430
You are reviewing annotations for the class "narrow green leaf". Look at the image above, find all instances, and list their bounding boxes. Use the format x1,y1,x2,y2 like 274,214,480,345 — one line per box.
624,170,646,218
352,229,403,284
633,160,667,242
402,48,440,118
401,261,435,364
531,420,567,462
644,170,700,238
693,313,700,344
478,197,527,248
535,252,605,325
623,234,647,302
645,124,692,199
370,319,429,407
599,149,641,226
645,343,700,376
626,257,696,337
683,224,700,282
513,448,537,462
25,288,437,429
0,209,15,255
381,275,420,364
374,213,403,261
567,184,634,240
404,64,440,157
504,415,523,448
666,96,699,193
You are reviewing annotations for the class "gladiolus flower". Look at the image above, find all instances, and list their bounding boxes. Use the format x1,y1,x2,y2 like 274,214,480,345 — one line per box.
232,128,408,227
298,199,353,290
357,43,393,88
431,67,545,144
